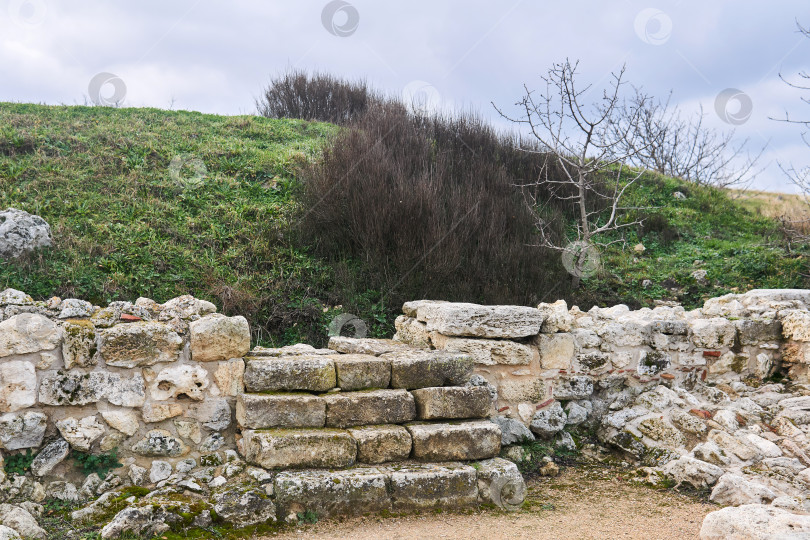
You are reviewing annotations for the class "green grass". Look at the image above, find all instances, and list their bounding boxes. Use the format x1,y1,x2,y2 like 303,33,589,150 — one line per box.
576,172,810,309
0,102,807,347
0,102,348,344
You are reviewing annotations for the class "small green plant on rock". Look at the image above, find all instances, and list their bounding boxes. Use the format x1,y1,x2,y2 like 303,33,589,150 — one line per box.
4,449,34,477
73,448,123,478
297,510,318,525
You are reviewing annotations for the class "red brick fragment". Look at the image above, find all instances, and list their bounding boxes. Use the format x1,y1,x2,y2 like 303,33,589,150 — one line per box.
120,313,142,322
660,373,675,380
703,350,722,357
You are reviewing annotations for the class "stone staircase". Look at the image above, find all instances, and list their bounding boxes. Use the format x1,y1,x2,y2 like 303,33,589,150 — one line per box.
234,337,520,519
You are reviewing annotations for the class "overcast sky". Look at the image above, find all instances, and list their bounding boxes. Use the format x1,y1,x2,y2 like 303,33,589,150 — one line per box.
3,0,810,191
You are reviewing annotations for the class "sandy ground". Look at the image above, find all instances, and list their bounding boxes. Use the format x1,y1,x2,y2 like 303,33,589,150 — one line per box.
263,466,716,540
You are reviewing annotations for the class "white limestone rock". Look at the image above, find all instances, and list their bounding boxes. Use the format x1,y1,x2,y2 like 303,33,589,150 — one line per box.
0,314,60,358
700,504,810,539
55,416,105,452
415,302,544,339
150,364,209,401
0,208,51,259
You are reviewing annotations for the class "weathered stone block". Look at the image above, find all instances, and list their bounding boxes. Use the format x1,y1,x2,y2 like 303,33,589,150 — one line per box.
782,311,810,342
416,302,544,338
0,361,36,413
236,393,325,429
131,429,188,457
189,398,232,431
735,319,782,345
476,457,527,509
331,354,391,390
0,314,60,358
31,439,70,477
324,389,415,428
239,429,356,469
189,314,250,362
38,372,145,407
393,315,431,348
62,320,97,368
141,403,184,423
530,401,567,437
214,359,245,396
552,376,594,399
411,386,490,420
386,350,473,389
386,463,478,511
275,468,390,518
100,410,140,436
689,318,736,349
407,420,501,461
431,333,533,366
498,377,546,403
0,411,46,450
243,357,336,392
99,322,181,368
56,416,105,451
150,364,209,401
347,425,412,464
535,333,575,370
328,336,412,356
212,487,276,528
537,300,573,333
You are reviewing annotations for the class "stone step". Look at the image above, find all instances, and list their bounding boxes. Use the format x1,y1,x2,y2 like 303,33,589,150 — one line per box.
346,425,412,464
330,354,391,390
243,356,336,392
239,428,356,469
328,336,413,356
236,393,325,429
323,389,416,428
407,420,501,461
411,386,491,420
383,350,474,389
273,458,525,518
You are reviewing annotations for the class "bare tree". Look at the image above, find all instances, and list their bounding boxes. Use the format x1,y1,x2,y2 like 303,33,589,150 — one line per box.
773,21,810,241
494,59,659,287
622,96,764,190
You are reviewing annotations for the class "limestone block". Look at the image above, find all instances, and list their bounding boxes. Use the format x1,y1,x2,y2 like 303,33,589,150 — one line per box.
236,393,325,429
243,357,336,392
100,410,140,436
530,402,567,437
0,412,46,450
735,318,782,345
387,463,478,511
393,315,431,348
98,322,182,367
159,295,217,320
407,420,501,461
62,320,97,368
491,416,534,445
327,336,412,356
331,354,391,390
782,310,810,342
476,457,527,509
141,403,184,423
498,377,546,404
189,314,250,362
189,397,232,431
150,365,209,401
637,416,686,448
535,333,574,370
275,468,390,518
346,425,412,464
689,318,736,349
415,302,544,338
239,429,356,469
411,386,490,420
432,333,533,366
700,504,810,539
324,389,415,428
0,314,60,358
211,487,276,528
30,439,70,477
386,350,473,389
0,361,36,413
213,359,245,397
552,376,594,399
55,416,105,451
131,429,188,457
537,300,573,333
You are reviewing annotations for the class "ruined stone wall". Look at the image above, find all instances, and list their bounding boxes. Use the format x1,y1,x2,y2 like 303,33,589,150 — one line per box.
0,289,250,485
393,289,810,429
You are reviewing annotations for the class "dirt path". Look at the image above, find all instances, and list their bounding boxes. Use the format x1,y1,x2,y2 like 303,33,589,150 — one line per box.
264,466,716,540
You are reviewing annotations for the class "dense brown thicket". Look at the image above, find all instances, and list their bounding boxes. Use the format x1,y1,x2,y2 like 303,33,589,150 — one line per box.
297,98,576,307
257,71,377,125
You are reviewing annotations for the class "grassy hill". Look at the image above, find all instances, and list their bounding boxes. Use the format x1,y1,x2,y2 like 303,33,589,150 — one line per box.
1,103,807,345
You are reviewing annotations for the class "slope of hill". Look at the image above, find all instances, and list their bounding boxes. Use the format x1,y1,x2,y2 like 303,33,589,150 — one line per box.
0,103,807,345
